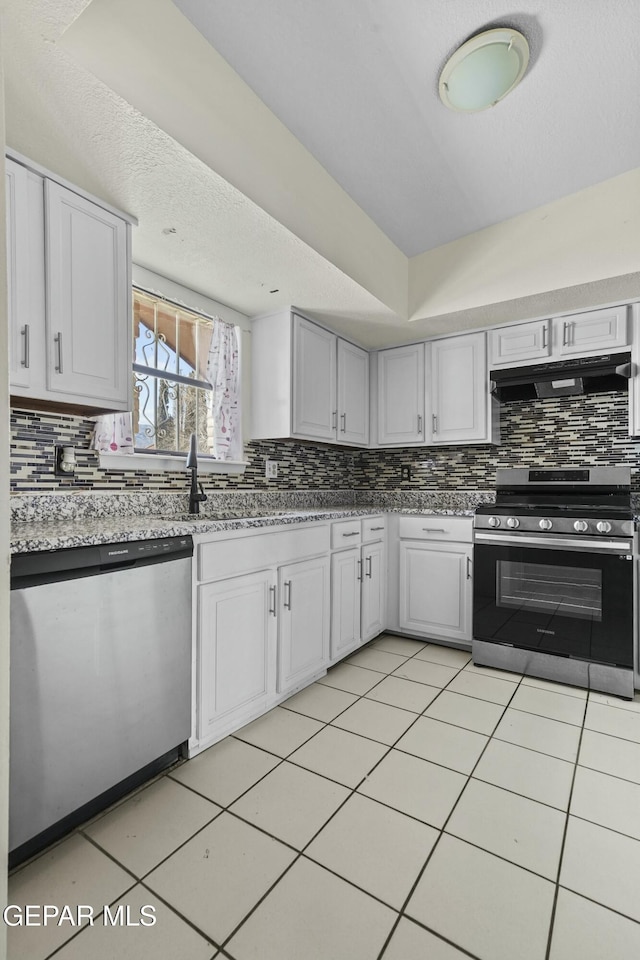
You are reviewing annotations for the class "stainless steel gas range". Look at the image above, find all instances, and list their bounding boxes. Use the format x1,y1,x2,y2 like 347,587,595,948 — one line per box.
472,467,636,699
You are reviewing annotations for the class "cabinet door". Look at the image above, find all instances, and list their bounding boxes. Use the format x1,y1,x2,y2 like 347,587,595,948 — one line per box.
556,306,629,356
45,180,130,407
337,338,369,445
292,315,337,441
361,540,386,643
278,556,330,693
377,343,425,445
399,541,472,643
330,548,362,660
6,159,31,389
489,320,550,367
197,571,276,740
429,333,488,444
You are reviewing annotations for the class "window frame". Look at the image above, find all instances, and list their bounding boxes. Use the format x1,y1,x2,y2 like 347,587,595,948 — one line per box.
98,278,248,474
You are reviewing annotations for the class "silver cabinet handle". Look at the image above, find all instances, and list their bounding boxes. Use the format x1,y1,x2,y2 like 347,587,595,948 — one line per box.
54,331,63,373
432,414,438,433
542,324,547,349
332,410,337,430
357,559,362,582
342,531,359,537
21,324,30,368
269,584,277,616
423,527,446,533
370,526,385,531
466,556,472,580
366,556,372,579
562,321,568,347
417,414,423,433
340,412,346,433
283,580,292,610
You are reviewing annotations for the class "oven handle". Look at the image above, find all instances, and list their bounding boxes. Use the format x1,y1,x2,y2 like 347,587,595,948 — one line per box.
474,531,634,555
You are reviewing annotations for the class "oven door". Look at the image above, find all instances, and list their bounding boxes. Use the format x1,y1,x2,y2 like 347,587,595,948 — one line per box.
473,532,633,668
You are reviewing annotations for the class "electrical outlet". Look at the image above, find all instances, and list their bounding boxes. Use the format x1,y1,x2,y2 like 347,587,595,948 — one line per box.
265,459,279,479
401,464,412,482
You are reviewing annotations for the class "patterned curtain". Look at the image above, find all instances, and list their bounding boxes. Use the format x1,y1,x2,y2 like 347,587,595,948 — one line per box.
206,319,242,460
92,413,135,454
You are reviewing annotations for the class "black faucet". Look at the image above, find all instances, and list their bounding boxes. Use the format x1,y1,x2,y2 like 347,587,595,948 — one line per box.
186,434,208,515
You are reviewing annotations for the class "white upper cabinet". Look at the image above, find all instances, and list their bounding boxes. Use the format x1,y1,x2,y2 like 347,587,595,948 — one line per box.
6,158,33,391
337,338,369,445
7,154,133,411
489,319,550,367
45,181,131,407
490,306,630,369
377,343,425,445
428,332,489,445
555,306,629,356
292,316,337,441
251,310,370,446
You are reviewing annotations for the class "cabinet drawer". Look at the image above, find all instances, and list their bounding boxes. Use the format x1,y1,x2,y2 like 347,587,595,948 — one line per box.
331,519,362,549
197,524,330,582
398,515,472,543
362,516,386,542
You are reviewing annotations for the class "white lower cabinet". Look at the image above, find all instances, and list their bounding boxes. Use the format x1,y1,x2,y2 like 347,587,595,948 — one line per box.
330,518,387,660
361,540,386,641
330,547,362,660
399,540,472,643
197,570,276,743
192,524,331,755
397,516,473,645
277,556,330,694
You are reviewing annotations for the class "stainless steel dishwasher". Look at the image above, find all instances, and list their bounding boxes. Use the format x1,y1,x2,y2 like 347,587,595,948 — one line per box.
9,535,193,866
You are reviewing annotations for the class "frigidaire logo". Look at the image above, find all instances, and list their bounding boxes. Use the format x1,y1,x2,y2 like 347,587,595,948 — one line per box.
536,628,555,635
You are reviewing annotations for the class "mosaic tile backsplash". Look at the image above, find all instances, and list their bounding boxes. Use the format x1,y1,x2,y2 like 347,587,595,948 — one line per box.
10,390,639,496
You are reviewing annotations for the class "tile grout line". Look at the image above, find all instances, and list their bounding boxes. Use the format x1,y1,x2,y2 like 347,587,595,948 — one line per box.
543,693,590,960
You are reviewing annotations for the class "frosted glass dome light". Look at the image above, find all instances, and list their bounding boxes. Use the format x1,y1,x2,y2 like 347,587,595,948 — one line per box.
439,28,530,113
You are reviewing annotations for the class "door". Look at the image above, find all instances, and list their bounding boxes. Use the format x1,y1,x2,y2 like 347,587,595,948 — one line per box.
197,571,276,739
488,320,550,367
45,179,130,406
278,556,330,693
400,541,472,643
337,338,369,446
473,540,633,667
555,306,629,356
361,541,386,642
429,333,487,444
292,315,337,440
6,159,33,390
377,343,425,445
330,547,362,660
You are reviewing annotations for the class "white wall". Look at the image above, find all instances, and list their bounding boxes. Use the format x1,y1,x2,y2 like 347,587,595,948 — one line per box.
409,168,640,325
0,20,10,955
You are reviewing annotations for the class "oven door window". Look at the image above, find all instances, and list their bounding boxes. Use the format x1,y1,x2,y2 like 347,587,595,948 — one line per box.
496,560,602,622
473,543,632,668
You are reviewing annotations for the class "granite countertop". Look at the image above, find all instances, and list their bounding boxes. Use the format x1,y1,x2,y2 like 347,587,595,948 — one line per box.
10,505,476,554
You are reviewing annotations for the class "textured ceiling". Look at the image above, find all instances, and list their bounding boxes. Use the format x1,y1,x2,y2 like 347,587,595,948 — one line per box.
2,0,639,347
174,0,640,257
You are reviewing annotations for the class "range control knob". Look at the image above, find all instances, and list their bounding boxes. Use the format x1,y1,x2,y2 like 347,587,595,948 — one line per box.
487,516,501,528
506,517,520,529
596,521,612,534
574,520,589,533
539,518,553,531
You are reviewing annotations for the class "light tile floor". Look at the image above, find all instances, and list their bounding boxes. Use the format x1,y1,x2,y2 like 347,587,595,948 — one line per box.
8,632,640,960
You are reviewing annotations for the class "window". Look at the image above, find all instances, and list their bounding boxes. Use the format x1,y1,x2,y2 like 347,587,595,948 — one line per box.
132,287,242,460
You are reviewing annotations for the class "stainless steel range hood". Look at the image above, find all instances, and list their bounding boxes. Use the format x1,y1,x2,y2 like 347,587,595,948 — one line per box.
490,353,633,402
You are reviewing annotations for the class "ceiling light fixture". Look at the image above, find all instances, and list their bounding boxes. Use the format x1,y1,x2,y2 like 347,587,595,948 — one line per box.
439,27,529,113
